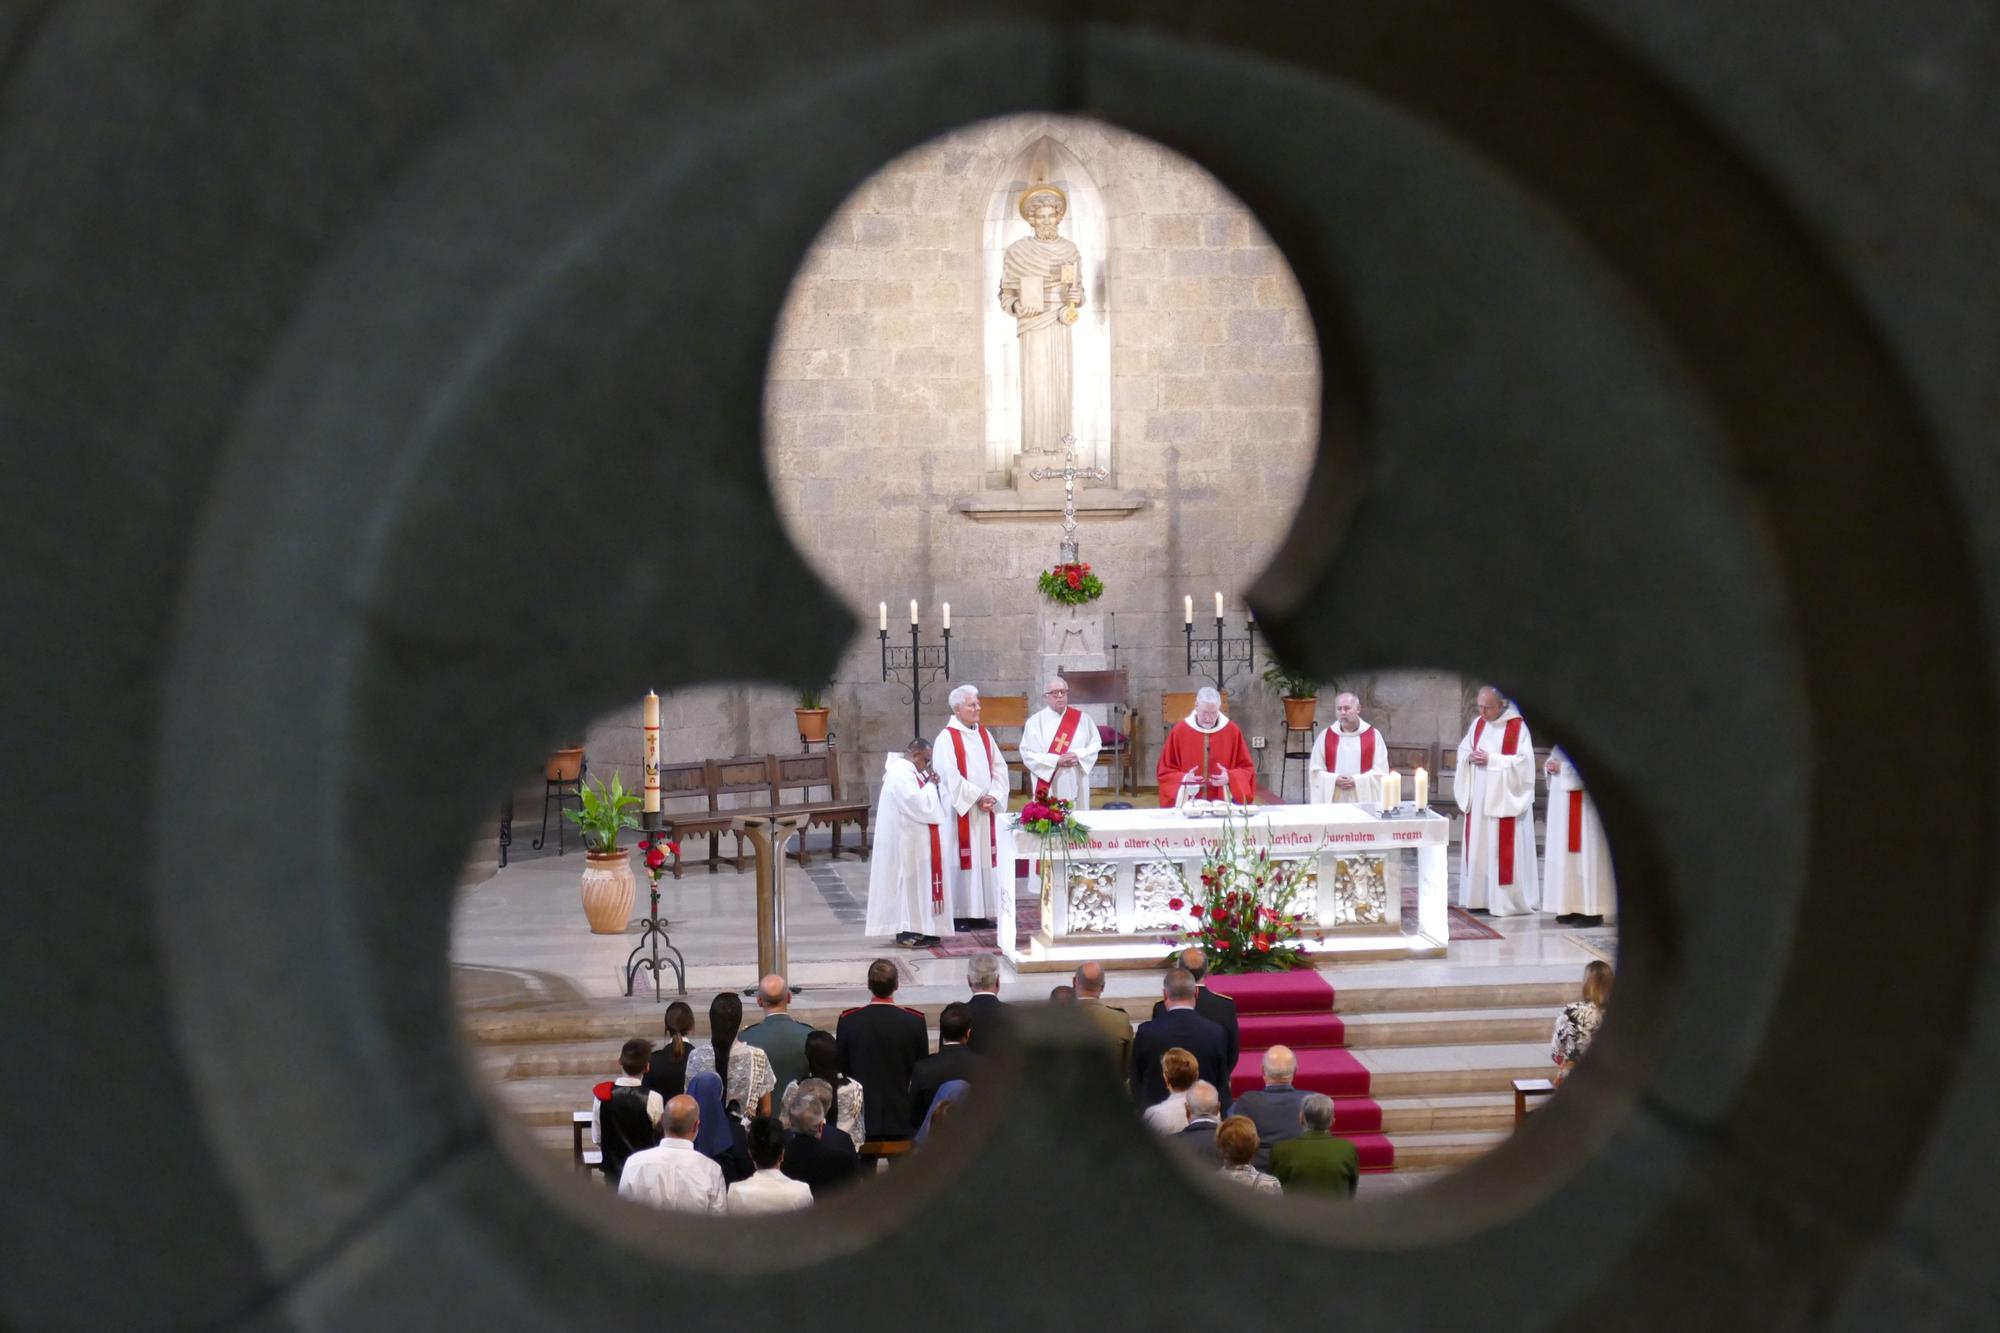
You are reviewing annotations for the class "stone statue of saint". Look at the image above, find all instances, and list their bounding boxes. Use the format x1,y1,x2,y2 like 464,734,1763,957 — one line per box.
998,184,1085,460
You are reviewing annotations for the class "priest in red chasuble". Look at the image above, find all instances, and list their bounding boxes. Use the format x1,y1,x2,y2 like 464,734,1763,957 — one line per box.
1156,686,1256,807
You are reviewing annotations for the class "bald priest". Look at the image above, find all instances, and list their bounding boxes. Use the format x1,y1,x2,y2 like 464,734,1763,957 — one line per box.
1019,675,1102,811
1157,687,1256,807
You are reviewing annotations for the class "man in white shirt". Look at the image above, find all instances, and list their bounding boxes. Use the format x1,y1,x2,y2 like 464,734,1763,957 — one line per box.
1019,676,1103,809
727,1115,814,1215
590,1037,664,1186
618,1094,726,1215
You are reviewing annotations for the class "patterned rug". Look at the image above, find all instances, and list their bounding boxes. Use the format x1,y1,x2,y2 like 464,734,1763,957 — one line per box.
1399,886,1505,942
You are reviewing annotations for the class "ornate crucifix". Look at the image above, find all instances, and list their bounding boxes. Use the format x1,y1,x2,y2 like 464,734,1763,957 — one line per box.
1029,433,1108,562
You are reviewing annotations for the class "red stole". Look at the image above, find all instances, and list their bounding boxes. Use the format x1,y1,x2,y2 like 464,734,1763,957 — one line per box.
927,820,945,908
1034,708,1085,800
1470,717,1524,885
948,724,998,871
1321,725,1376,774
1567,788,1584,855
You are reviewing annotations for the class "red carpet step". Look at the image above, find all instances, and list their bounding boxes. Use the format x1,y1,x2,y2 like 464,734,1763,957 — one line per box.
1330,1096,1382,1132
1207,970,1336,1014
1237,1011,1346,1049
1350,1132,1395,1172
1231,1046,1371,1098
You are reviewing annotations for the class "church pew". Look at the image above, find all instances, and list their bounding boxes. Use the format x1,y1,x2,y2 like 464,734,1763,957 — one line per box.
771,748,870,864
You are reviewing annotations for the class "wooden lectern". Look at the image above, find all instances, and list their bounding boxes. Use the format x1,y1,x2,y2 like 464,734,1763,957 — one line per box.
731,813,810,979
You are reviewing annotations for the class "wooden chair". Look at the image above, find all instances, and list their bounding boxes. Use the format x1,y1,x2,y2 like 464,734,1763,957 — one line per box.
1160,690,1230,724
976,693,1031,795
1060,668,1136,795
1512,1077,1556,1125
532,746,587,853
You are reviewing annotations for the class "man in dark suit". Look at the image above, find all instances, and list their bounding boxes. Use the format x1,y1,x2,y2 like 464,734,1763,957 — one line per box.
1151,947,1240,1079
1172,1080,1225,1165
1131,968,1232,1112
964,952,1011,1053
835,958,929,1140
778,1081,860,1197
1269,1092,1359,1197
910,1002,982,1127
1230,1044,1311,1169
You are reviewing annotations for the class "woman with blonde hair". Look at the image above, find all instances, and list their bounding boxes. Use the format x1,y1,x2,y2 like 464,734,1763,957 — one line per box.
1550,960,1612,1082
1214,1115,1283,1195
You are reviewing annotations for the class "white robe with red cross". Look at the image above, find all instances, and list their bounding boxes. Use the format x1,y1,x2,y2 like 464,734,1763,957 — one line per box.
1307,720,1389,805
1453,707,1539,916
863,754,950,938
1542,749,1617,918
1019,705,1102,809
933,717,1010,919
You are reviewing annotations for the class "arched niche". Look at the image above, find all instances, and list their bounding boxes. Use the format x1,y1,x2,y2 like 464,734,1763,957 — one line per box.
982,132,1111,482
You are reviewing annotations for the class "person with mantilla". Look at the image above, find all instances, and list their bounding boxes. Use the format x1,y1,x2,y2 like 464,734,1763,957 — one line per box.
1156,686,1256,807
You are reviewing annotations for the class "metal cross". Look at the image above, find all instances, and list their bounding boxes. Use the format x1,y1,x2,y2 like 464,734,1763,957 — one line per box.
1029,433,1108,562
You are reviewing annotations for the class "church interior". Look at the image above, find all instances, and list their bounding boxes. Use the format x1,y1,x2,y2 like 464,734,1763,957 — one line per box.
9,7,1998,1330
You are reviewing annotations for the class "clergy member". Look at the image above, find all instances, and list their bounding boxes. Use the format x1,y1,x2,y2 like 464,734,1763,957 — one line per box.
1019,676,1102,810
934,684,1010,933
1307,692,1388,805
1543,748,1616,927
864,738,950,949
1157,686,1256,807
1453,686,1539,916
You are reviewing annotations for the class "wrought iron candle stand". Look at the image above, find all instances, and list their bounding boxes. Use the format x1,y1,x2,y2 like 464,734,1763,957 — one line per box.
624,808,687,1000
1184,611,1258,692
881,621,952,740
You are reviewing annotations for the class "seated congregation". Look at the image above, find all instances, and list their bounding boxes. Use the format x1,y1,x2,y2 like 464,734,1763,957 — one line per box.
589,948,1615,1214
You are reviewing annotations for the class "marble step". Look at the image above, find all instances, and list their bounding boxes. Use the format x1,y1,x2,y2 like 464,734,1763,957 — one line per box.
459,981,1577,1048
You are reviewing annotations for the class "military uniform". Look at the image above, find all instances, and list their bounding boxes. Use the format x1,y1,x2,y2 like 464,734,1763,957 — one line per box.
835,999,929,1140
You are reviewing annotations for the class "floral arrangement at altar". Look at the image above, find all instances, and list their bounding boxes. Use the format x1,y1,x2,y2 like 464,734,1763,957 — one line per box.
1036,561,1104,606
1014,797,1093,848
1160,812,1315,972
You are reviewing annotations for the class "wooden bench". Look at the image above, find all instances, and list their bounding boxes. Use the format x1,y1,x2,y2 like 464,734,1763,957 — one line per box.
654,746,870,877
859,1138,917,1171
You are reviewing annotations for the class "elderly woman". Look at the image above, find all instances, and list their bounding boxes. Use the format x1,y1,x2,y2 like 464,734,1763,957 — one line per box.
684,992,776,1120
1550,960,1613,1082
1214,1115,1282,1195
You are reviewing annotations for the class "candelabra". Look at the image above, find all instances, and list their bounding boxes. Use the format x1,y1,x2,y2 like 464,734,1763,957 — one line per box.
624,809,688,1000
1184,610,1258,692
881,621,952,740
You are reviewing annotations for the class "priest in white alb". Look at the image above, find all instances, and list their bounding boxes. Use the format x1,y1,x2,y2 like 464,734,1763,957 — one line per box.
1543,747,1616,926
863,738,950,949
1308,692,1389,805
1156,686,1256,807
933,684,1011,932
1453,686,1539,916
1018,676,1102,810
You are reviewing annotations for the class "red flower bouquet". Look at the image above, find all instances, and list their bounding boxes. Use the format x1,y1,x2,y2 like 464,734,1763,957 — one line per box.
1036,562,1105,606
1157,809,1315,972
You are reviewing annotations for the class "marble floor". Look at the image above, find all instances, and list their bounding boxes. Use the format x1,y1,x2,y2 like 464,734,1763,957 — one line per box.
453,828,1615,1011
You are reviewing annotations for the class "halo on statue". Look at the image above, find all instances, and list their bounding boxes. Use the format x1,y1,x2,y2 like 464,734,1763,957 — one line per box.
1018,183,1069,222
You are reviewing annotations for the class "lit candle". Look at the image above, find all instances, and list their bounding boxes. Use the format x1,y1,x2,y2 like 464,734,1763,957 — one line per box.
909,599,919,626
942,602,951,630
642,690,661,814
1414,767,1428,809
879,602,887,632
1184,594,1193,624
1383,770,1400,811
1214,591,1224,619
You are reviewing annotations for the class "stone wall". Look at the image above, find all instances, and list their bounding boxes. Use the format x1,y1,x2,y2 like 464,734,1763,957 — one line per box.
613,111,1467,797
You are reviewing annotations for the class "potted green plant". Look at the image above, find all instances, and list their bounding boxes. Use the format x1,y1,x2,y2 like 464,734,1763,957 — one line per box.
1261,662,1322,730
795,687,830,744
565,770,641,933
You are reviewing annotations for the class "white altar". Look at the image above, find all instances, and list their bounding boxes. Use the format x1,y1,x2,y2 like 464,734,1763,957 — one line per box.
997,803,1451,969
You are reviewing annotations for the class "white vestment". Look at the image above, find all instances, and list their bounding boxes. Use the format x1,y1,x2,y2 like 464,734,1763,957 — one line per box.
1018,706,1102,809
1453,706,1539,916
934,718,1010,918
1307,720,1388,805
863,754,949,938
1542,750,1617,918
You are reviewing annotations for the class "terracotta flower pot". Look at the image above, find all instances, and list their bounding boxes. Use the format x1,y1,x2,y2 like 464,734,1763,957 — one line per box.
1282,696,1318,730
795,707,830,743
580,848,636,934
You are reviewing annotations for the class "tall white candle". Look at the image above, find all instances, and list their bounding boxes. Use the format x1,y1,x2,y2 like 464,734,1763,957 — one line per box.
942,602,951,630
642,690,661,813
1414,767,1428,809
909,599,919,626
878,602,887,632
1184,595,1193,624
1214,590,1225,619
